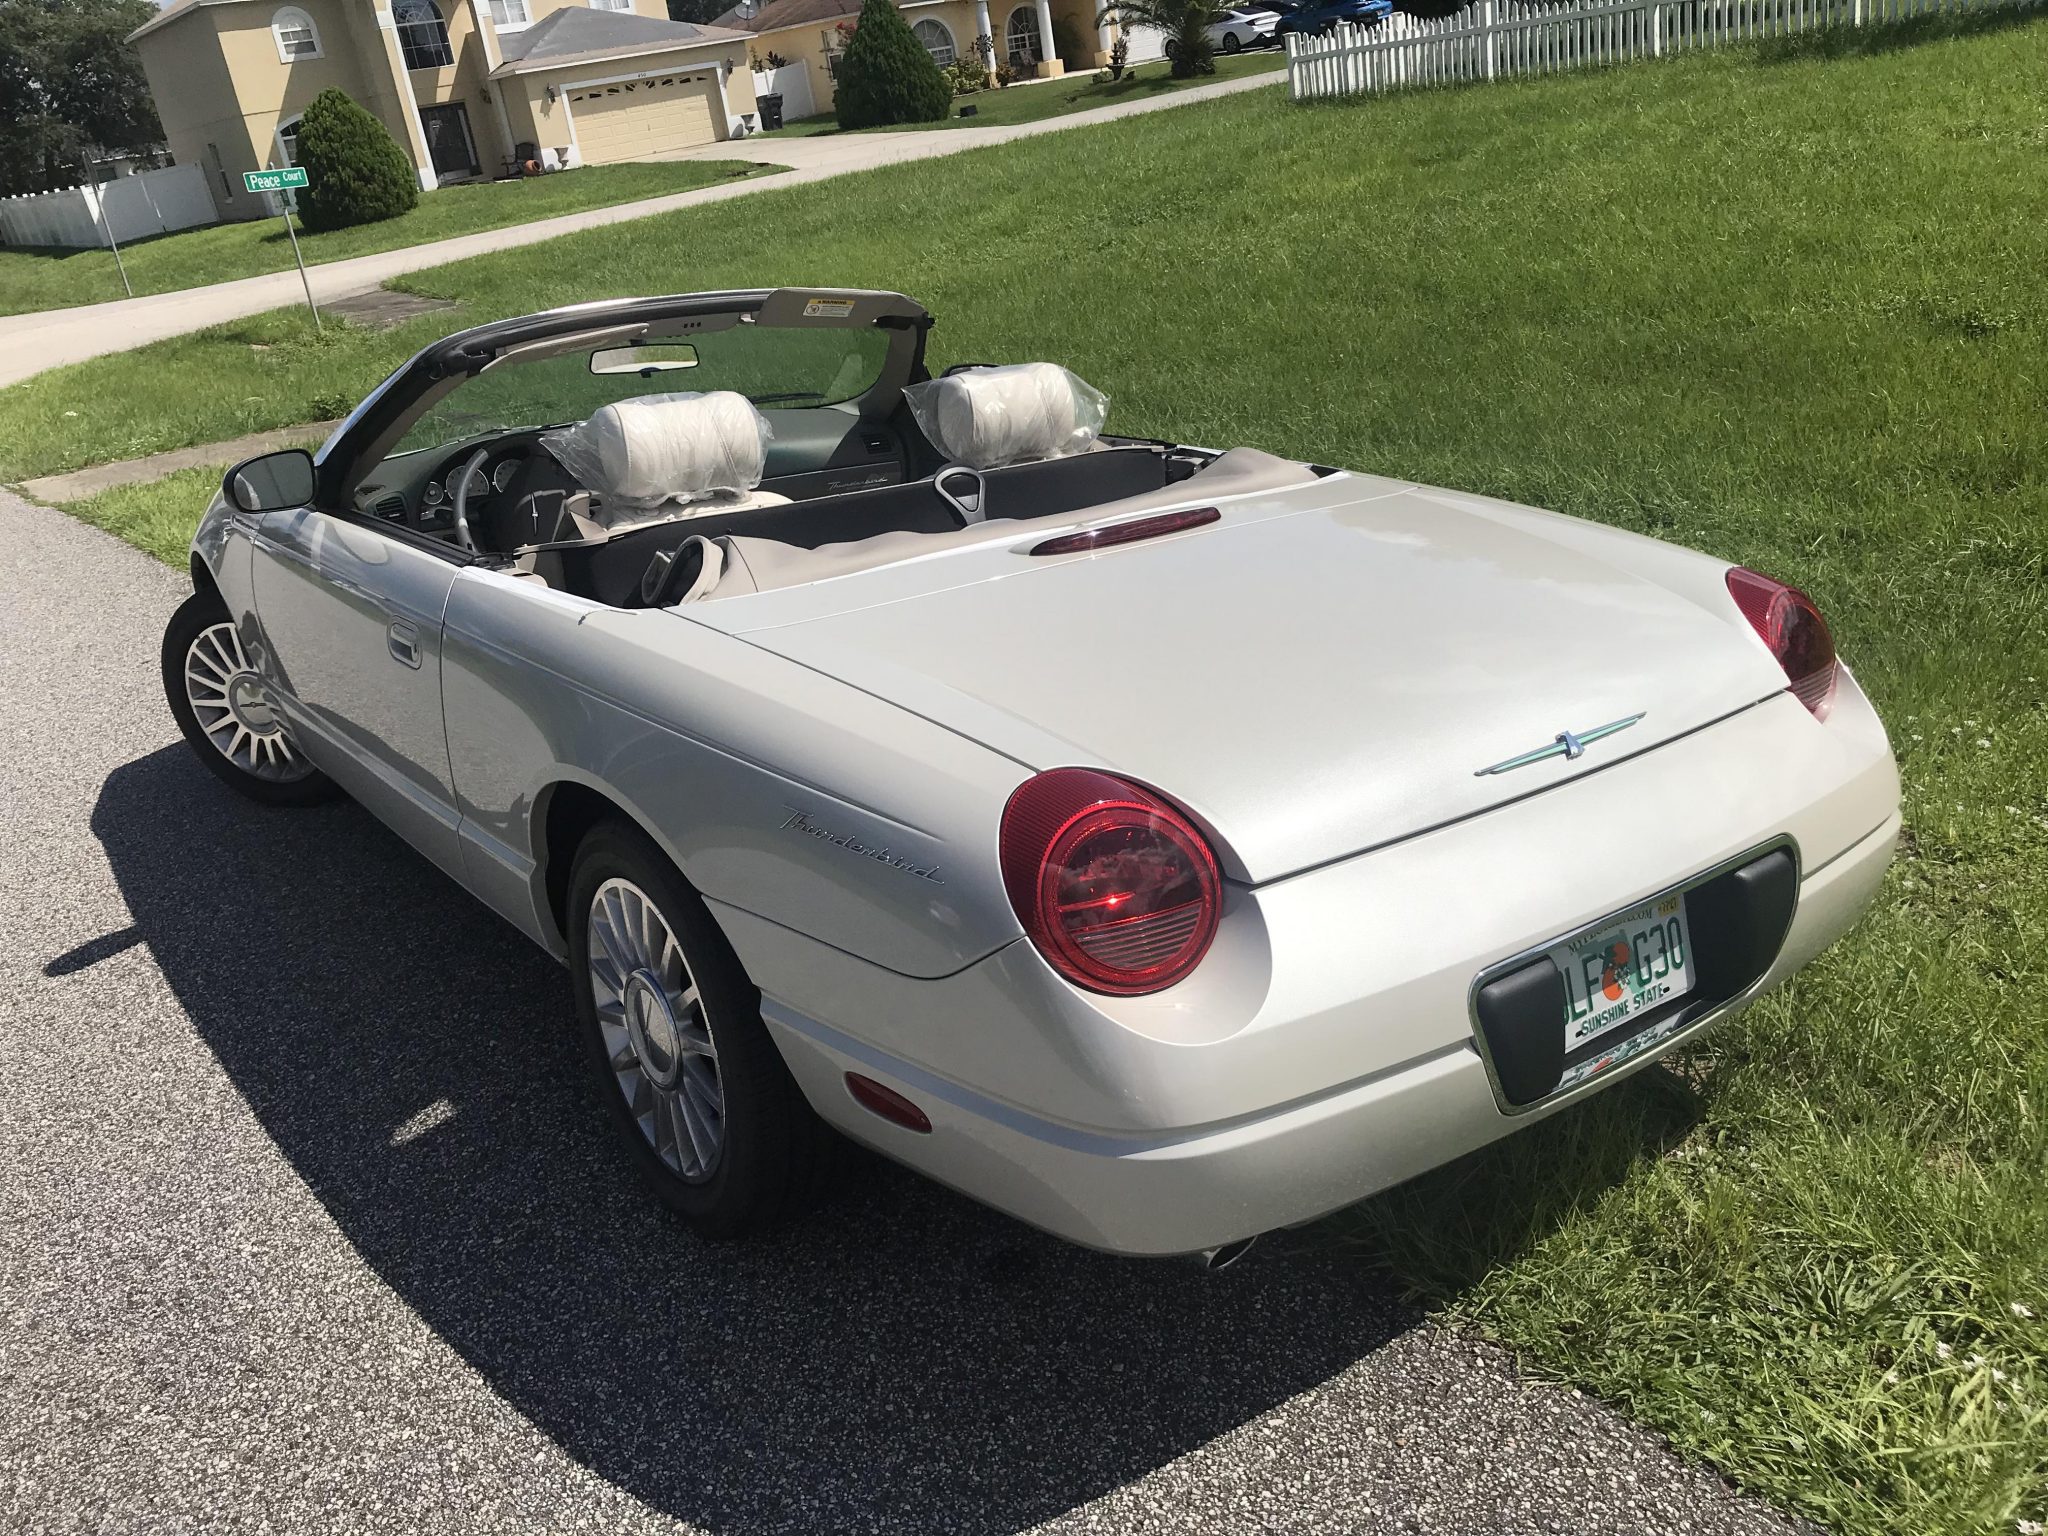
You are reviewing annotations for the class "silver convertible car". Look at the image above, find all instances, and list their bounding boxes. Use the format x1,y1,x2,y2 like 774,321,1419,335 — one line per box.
164,288,1900,1263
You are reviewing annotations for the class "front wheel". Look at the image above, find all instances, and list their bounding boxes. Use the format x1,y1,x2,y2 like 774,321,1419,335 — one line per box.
569,820,827,1237
161,591,334,805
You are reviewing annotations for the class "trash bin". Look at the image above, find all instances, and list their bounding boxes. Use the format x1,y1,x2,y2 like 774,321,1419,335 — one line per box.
758,93,784,132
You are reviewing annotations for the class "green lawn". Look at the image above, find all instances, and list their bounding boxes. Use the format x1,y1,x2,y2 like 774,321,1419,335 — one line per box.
0,159,777,318
764,50,1285,136
16,15,2048,1533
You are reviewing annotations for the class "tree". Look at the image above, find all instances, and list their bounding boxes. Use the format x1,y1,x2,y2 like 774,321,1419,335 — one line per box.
293,88,418,233
833,0,950,130
1096,0,1212,77
0,0,163,197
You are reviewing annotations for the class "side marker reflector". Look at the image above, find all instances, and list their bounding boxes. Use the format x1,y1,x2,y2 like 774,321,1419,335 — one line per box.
845,1073,933,1133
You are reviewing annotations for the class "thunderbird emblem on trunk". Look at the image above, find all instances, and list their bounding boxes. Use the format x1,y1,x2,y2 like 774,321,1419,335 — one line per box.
1473,713,1646,777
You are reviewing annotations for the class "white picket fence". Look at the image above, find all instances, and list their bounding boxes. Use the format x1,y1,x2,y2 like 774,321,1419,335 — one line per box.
0,162,220,250
1286,0,2014,99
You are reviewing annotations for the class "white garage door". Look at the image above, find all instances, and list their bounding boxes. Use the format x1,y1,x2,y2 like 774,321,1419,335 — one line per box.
567,72,721,165
1122,22,1168,60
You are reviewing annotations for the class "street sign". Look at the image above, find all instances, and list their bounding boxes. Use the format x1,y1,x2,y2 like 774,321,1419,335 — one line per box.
246,165,320,330
244,166,310,193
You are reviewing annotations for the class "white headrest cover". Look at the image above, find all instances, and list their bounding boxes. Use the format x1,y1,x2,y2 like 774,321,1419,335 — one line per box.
542,391,770,511
904,364,1107,470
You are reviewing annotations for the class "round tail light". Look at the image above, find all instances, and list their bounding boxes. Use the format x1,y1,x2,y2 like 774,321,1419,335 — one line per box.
1726,566,1838,721
999,768,1222,996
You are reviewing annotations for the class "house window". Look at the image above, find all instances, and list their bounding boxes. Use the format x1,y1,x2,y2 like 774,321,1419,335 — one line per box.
278,116,302,164
912,18,956,65
271,6,322,60
1005,6,1040,64
488,0,529,23
588,0,633,11
393,0,454,69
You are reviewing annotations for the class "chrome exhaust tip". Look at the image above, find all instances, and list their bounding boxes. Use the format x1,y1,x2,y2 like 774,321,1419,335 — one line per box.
1195,1235,1259,1272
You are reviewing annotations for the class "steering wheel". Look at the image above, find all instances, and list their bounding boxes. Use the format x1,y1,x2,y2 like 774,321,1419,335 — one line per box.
449,446,491,553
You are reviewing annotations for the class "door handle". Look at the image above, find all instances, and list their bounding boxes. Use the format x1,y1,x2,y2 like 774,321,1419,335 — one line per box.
387,618,422,669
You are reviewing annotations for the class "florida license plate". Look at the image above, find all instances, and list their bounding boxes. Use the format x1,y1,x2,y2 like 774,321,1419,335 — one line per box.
1551,894,1694,1052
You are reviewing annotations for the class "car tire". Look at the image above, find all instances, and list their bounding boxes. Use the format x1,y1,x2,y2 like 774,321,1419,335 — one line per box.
1164,38,1180,57
161,590,336,806
1223,29,1243,49
568,818,828,1238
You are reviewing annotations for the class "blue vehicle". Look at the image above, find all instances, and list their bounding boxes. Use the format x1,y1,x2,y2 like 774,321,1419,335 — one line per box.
1275,0,1396,34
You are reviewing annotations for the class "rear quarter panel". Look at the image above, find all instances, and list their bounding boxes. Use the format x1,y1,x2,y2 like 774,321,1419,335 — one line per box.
439,569,1030,977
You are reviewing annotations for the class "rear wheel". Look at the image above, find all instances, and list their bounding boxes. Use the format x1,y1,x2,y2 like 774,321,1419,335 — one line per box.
1223,29,1244,49
161,591,334,805
568,820,827,1236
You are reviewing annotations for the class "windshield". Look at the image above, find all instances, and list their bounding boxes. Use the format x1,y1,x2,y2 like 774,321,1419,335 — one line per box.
391,322,891,459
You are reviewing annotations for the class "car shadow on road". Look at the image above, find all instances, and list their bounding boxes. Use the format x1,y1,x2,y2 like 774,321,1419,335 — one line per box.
93,745,1443,1534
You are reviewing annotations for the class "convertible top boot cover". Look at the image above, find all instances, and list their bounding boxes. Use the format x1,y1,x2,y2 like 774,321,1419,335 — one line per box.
676,447,1317,603
542,391,772,519
903,364,1109,469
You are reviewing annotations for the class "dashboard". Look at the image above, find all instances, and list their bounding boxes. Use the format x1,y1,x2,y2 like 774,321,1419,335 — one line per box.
353,431,548,540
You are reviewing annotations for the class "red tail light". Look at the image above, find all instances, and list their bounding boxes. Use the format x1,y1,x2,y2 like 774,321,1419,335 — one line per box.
999,768,1222,995
1726,566,1838,720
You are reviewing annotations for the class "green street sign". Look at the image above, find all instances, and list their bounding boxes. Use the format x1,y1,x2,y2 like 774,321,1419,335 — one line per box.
244,167,310,193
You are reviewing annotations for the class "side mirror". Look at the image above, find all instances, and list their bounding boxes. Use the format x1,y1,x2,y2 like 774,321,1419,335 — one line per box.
225,449,315,514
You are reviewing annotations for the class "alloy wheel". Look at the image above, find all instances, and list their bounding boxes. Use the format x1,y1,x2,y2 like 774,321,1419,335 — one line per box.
183,622,313,782
588,877,725,1183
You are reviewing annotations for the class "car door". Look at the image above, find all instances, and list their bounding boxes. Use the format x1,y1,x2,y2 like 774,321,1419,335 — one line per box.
248,505,464,879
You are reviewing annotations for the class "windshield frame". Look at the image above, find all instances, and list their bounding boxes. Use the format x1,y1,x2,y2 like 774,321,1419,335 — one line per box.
320,288,931,505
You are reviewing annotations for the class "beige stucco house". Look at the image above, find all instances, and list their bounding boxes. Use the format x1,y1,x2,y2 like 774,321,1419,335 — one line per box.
129,0,762,220
715,0,1164,120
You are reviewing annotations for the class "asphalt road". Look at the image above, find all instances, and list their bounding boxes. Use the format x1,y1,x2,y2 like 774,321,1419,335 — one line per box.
0,486,1807,1535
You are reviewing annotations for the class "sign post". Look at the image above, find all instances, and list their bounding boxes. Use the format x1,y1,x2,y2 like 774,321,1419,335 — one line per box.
80,156,134,299
244,167,319,330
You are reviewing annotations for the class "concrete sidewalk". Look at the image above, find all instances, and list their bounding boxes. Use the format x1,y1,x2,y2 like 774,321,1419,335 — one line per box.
0,69,1284,390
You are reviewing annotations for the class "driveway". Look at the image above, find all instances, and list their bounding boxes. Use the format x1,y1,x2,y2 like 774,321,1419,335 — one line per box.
0,71,1283,392
0,485,1810,1535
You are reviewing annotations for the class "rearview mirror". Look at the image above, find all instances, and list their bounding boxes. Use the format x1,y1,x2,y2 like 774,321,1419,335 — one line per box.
225,449,315,513
590,342,699,376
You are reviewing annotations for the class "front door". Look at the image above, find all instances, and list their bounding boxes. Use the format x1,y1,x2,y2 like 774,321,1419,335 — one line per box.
249,509,464,878
420,103,479,182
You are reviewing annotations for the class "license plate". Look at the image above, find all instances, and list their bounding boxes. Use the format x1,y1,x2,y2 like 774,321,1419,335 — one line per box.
1550,893,1694,1052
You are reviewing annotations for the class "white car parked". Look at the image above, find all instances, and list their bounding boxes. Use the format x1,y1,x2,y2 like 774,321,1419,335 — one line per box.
167,288,1900,1266
1178,6,1281,53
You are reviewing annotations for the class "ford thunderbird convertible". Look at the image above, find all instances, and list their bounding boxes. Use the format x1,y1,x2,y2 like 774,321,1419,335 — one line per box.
164,288,1899,1263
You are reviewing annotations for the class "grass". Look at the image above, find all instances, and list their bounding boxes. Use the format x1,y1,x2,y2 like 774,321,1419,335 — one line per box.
16,14,2048,1532
0,159,776,318
59,464,231,567
763,50,1284,136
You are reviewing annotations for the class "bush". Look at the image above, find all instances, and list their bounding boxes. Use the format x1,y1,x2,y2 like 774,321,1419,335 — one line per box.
293,89,419,233
945,57,991,94
833,0,952,129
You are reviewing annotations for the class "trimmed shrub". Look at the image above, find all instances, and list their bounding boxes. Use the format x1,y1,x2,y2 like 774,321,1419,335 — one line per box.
293,89,419,234
834,0,952,129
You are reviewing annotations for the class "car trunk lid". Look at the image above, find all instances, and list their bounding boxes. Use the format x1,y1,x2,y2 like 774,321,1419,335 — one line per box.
710,474,1786,883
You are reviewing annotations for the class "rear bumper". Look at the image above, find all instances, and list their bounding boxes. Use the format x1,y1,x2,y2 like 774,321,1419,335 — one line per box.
732,677,1899,1256
762,810,1895,1255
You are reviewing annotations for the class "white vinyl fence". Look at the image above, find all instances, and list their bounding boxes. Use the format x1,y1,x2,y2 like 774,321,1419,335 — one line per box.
750,62,816,125
1287,0,2017,99
0,162,219,250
